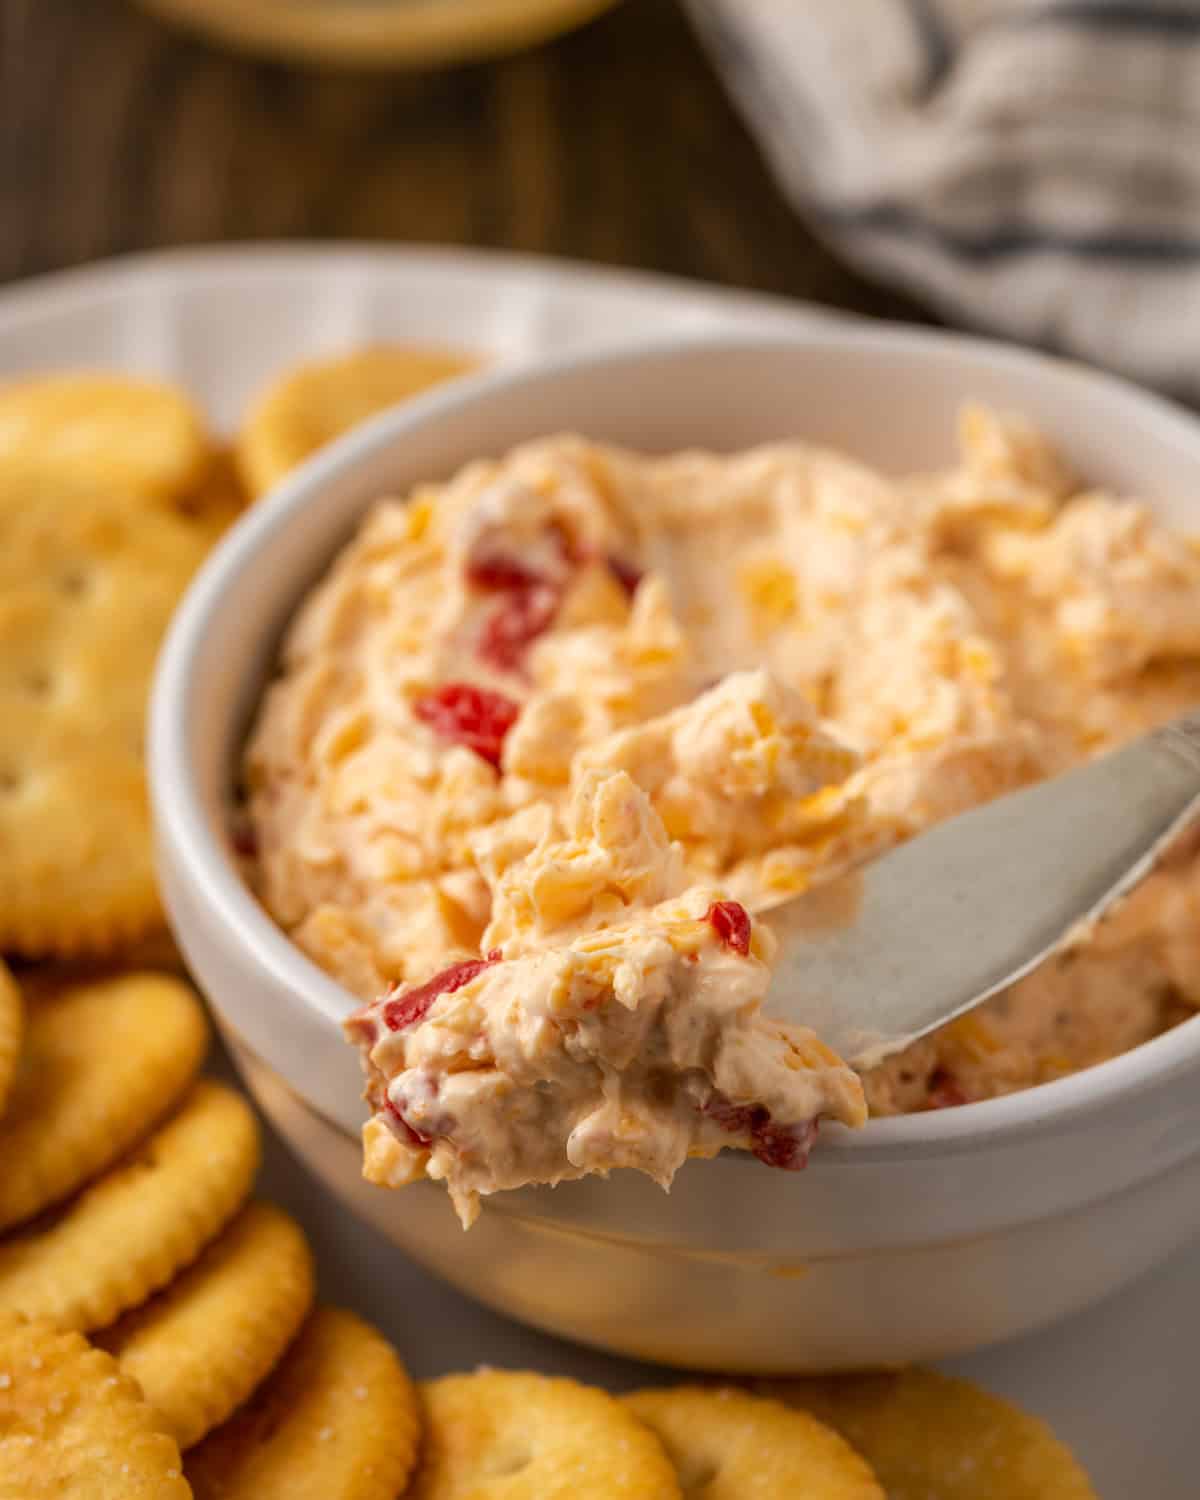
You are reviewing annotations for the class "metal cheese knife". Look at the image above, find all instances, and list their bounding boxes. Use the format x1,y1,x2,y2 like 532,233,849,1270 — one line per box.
765,712,1200,1068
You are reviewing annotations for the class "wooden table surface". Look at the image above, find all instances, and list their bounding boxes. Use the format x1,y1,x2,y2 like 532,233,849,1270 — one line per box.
0,0,930,323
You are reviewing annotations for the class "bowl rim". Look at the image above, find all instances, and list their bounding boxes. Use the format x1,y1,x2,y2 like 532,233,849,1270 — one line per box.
150,322,1200,1155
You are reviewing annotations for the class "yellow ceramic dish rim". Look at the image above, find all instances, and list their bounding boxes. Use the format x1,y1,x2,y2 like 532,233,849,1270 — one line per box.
134,0,620,67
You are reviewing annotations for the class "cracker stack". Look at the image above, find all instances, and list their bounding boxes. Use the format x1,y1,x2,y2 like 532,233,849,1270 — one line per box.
0,371,425,1498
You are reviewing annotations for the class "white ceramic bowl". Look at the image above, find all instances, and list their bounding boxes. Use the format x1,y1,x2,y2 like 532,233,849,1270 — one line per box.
151,331,1200,1372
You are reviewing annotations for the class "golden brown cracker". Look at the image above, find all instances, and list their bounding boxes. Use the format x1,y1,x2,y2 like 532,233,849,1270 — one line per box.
236,344,479,496
757,1369,1098,1500
0,972,207,1233
185,1305,419,1500
410,1370,682,1500
0,1312,190,1498
0,1079,258,1333
0,959,21,1118
623,1385,882,1500
96,1200,316,1450
0,372,211,503
0,460,235,954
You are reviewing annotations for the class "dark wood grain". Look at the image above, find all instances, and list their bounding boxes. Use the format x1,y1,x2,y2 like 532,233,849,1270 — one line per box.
0,0,931,321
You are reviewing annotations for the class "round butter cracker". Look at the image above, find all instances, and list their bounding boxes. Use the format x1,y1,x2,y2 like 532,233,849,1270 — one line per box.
0,972,208,1233
410,1369,682,1500
757,1369,1098,1500
624,1385,883,1500
96,1200,316,1451
0,1079,258,1333
186,1305,419,1500
0,373,211,503
0,461,237,954
0,1312,190,1499
236,344,479,496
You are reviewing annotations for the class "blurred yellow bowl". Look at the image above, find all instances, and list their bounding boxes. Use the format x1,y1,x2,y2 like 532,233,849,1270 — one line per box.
134,0,620,68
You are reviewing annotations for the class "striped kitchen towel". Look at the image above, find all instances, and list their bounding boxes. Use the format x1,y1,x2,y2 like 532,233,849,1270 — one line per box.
688,0,1200,399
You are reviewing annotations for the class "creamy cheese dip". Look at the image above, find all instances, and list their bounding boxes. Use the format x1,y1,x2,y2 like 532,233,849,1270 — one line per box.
244,407,1200,1218
345,769,865,1226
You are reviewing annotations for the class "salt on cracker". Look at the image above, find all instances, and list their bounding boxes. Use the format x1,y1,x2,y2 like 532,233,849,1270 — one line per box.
409,1370,683,1500
0,373,212,503
96,1200,316,1450
758,1369,1098,1500
0,461,235,953
0,959,21,1119
0,1312,190,1499
624,1385,883,1500
0,972,207,1233
0,1079,258,1333
186,1305,419,1500
236,344,479,496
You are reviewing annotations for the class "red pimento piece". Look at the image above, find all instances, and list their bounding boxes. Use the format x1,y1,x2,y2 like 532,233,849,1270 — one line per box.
413,683,519,769
465,531,642,671
705,900,753,957
384,1095,432,1148
702,1095,761,1136
466,520,574,593
925,1069,970,1110
465,523,576,672
229,819,258,858
465,552,547,592
751,1117,819,1170
607,554,644,597
380,949,503,1033
702,1095,818,1171
477,584,561,672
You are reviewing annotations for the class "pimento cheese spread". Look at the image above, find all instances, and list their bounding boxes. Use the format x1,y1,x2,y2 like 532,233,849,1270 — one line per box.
244,407,1200,1220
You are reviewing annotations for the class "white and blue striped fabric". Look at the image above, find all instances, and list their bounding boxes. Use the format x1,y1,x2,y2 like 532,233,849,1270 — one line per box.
688,1,1200,399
